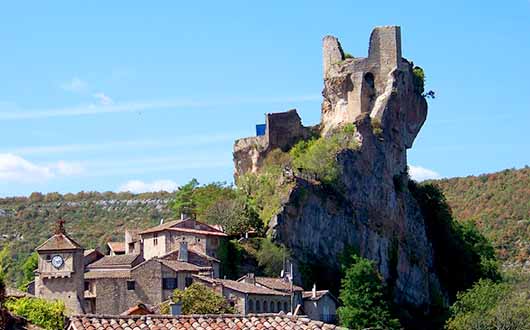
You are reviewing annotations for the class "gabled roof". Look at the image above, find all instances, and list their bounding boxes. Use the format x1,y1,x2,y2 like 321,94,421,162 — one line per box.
139,218,227,237
36,233,82,251
238,276,303,292
302,290,339,304
158,259,204,273
68,314,346,330
193,275,288,296
87,254,143,269
107,242,125,253
160,246,220,263
6,287,34,299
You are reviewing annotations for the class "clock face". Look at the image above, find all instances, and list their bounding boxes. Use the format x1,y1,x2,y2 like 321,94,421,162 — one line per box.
51,255,64,269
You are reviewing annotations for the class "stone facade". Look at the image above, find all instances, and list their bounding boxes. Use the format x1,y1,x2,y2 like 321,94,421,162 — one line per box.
233,110,315,177
34,230,85,314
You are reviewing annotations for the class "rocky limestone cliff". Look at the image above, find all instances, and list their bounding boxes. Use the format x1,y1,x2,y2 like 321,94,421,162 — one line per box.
234,26,441,310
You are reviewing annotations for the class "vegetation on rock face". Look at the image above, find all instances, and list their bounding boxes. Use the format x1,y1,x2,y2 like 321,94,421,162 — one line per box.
409,181,500,300
431,167,530,267
5,297,65,330
338,254,401,330
255,239,289,277
290,125,359,186
172,283,236,314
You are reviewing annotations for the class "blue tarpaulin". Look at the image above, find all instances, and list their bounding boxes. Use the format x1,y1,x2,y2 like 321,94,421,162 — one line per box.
256,124,266,136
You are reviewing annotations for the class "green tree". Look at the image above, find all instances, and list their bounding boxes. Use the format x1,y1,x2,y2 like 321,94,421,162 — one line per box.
338,255,400,330
170,179,236,221
172,283,236,314
204,194,262,236
170,179,199,217
5,297,65,330
19,253,38,291
0,245,12,281
255,239,289,277
446,279,530,330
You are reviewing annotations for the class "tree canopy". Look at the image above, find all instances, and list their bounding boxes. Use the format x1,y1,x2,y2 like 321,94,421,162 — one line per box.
337,254,400,330
172,283,236,314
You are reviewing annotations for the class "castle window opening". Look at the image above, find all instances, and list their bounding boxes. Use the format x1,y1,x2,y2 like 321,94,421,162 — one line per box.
153,233,158,246
364,72,375,89
127,280,135,291
46,255,51,261
84,281,89,291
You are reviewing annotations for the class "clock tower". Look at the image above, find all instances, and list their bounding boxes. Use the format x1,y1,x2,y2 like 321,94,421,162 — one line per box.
35,220,85,314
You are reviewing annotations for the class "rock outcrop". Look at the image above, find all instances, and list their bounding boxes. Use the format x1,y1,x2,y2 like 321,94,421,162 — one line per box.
234,26,440,310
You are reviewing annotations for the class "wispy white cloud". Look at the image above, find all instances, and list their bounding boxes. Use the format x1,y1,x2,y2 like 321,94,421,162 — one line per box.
60,77,89,93
0,154,84,183
118,179,179,193
93,92,114,105
409,165,441,182
5,133,243,156
0,95,320,121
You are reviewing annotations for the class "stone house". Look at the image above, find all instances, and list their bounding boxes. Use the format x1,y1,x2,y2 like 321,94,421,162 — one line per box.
35,218,224,315
106,242,125,256
302,285,338,323
34,222,85,314
193,275,294,315
237,274,304,309
139,217,227,260
83,249,207,315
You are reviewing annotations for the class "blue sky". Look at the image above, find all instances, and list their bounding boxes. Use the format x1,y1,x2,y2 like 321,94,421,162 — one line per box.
0,1,529,196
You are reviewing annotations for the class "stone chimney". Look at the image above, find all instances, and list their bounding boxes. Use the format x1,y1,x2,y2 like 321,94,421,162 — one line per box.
180,213,185,221
244,273,256,285
178,241,188,262
169,302,182,316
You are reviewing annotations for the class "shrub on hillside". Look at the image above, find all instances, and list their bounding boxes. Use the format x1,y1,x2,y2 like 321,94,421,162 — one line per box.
5,297,65,330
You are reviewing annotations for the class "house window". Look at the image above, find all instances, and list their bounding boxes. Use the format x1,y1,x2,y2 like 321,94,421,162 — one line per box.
185,277,193,288
248,300,254,313
270,301,274,312
263,301,268,312
153,233,158,246
46,255,51,261
128,243,135,253
162,278,178,290
277,301,281,312
84,281,90,291
127,280,135,290
283,302,288,312
256,300,261,312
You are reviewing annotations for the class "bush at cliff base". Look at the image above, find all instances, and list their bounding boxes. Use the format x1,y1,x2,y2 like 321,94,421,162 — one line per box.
338,255,401,330
172,283,236,315
4,296,65,330
446,278,530,330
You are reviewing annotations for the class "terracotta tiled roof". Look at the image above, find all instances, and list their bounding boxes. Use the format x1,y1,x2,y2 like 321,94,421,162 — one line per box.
6,287,34,298
194,275,288,296
252,277,303,292
161,247,220,263
120,303,154,316
36,233,82,251
302,290,339,303
68,314,345,330
84,270,131,279
107,242,126,253
139,219,227,237
87,254,143,269
158,259,204,273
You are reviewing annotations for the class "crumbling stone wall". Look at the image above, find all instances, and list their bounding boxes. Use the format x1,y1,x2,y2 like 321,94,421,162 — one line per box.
233,110,313,177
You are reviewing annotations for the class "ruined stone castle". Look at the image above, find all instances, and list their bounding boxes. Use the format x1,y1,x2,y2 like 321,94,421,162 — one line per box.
234,26,426,178
234,26,439,311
